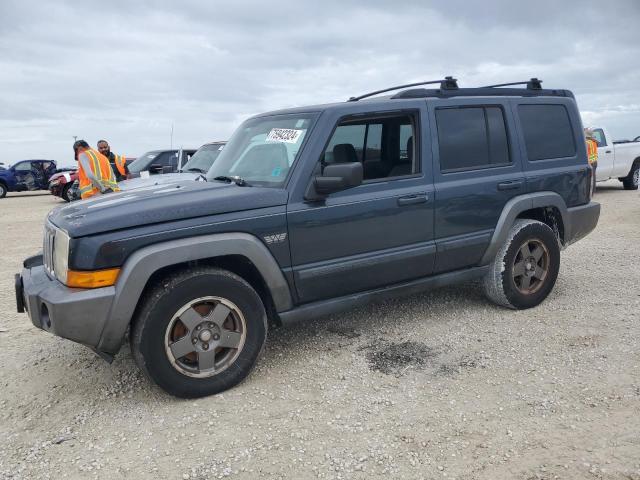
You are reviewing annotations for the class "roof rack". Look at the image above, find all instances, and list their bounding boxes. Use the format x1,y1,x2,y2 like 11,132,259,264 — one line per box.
482,78,543,90
347,76,458,102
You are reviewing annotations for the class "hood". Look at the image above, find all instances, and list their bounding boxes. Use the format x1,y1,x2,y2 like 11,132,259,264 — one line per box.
118,172,201,191
48,179,288,237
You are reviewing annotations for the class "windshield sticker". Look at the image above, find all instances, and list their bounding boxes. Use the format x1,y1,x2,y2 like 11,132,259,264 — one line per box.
271,166,283,177
218,145,224,151
266,128,304,144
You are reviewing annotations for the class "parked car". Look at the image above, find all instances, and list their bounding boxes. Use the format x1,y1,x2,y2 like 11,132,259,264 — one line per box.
0,160,62,198
126,149,196,179
589,126,640,189
120,142,225,191
16,78,600,398
48,170,79,202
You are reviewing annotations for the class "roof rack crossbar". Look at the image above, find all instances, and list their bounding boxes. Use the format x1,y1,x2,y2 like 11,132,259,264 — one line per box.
482,78,543,90
348,76,458,102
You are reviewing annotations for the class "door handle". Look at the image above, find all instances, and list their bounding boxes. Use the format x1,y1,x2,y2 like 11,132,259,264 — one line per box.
497,181,523,191
397,194,428,206
605,150,612,153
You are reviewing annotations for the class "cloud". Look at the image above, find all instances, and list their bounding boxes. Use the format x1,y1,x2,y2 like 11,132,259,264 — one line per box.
0,0,639,166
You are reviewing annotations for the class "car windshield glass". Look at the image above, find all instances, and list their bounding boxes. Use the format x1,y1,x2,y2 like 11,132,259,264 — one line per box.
182,144,225,173
127,152,160,173
206,113,317,187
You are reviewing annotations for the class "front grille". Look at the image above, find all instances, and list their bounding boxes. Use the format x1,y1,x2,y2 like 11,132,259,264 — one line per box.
43,224,56,277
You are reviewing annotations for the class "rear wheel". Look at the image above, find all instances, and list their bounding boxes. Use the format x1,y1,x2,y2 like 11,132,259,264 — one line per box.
0,182,6,198
131,267,267,398
483,219,560,309
621,162,639,190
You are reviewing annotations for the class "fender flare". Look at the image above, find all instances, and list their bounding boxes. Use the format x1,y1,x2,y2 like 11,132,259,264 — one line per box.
479,192,569,265
96,232,292,354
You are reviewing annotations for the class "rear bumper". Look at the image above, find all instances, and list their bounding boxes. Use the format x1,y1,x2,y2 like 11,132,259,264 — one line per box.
565,201,600,246
16,255,116,349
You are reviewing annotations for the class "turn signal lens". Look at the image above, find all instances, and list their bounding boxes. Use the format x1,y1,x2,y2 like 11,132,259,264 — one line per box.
66,268,120,289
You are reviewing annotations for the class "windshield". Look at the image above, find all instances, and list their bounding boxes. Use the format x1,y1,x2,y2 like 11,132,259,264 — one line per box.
182,143,225,173
206,113,317,187
127,151,162,173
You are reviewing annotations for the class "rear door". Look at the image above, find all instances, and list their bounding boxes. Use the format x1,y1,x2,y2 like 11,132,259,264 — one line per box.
429,98,525,273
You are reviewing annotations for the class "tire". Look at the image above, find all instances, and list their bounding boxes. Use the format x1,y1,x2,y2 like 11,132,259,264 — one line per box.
0,182,6,198
621,162,639,190
130,267,267,398
61,183,73,202
483,219,560,310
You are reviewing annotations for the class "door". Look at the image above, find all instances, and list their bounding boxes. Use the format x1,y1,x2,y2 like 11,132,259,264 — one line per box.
592,128,613,180
287,108,436,304
429,100,525,273
12,161,35,189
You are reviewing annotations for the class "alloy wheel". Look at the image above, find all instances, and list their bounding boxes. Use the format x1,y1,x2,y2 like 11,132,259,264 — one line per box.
164,296,246,378
511,238,550,295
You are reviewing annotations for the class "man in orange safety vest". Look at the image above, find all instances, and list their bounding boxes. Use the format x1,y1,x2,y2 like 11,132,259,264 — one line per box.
73,140,120,200
584,128,598,192
97,139,128,182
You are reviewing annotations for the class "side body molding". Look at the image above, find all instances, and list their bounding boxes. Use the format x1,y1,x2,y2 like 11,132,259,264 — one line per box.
97,232,292,354
479,192,569,266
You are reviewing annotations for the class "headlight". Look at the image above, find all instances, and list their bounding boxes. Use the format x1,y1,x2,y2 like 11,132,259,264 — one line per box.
53,229,70,284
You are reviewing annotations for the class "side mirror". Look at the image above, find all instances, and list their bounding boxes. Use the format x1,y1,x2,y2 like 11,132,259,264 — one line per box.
314,162,363,195
149,163,163,173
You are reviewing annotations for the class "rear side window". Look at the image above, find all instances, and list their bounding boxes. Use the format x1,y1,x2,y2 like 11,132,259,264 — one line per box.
436,106,510,172
518,105,576,160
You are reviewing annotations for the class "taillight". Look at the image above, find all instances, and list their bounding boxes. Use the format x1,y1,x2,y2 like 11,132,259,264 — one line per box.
587,166,594,200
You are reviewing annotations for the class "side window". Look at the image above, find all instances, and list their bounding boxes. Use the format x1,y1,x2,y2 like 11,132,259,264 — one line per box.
154,152,173,167
592,128,607,147
518,104,576,160
322,114,419,180
324,125,365,163
14,161,32,171
436,106,510,172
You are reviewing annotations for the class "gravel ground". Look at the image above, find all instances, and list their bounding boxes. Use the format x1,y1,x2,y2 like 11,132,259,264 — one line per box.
0,184,639,480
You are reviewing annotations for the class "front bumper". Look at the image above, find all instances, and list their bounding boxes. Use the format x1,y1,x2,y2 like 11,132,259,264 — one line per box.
16,255,116,349
566,201,600,246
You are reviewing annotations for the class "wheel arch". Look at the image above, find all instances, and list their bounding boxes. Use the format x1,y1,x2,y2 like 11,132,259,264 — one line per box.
480,192,569,266
96,233,292,354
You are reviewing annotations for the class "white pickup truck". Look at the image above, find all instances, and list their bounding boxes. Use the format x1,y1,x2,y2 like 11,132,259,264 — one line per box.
590,126,640,190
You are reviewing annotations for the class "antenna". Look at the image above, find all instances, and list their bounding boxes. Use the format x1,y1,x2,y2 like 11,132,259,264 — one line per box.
348,76,458,102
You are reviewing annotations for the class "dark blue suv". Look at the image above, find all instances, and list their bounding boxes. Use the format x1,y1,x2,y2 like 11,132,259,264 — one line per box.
0,159,58,198
16,78,600,397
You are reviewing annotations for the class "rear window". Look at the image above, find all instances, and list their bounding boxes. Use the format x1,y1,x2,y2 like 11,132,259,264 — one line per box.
436,106,510,172
518,105,576,161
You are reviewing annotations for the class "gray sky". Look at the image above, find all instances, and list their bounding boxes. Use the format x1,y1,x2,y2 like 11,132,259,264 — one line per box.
1,0,639,167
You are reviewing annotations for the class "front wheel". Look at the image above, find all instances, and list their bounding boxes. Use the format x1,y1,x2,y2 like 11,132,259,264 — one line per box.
61,183,73,202
131,267,267,398
0,182,6,198
483,219,560,309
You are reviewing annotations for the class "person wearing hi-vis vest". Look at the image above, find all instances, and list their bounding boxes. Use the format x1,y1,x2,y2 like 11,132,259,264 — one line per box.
73,140,120,200
97,139,128,182
584,128,598,192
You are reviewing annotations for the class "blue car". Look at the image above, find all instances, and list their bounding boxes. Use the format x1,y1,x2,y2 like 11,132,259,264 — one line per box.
0,159,61,198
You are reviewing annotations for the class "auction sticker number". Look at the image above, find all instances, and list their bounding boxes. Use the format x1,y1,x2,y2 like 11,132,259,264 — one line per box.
266,128,304,144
